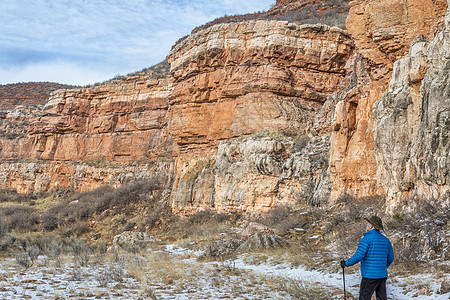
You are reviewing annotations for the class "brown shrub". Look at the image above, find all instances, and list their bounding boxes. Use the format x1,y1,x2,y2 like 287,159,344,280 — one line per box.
386,199,449,270
39,175,168,234
256,205,300,234
0,189,35,203
280,279,333,300
0,205,39,232
167,210,237,240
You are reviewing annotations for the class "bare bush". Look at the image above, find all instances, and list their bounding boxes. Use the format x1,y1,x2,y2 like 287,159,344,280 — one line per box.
0,234,15,251
95,261,125,287
168,210,235,240
187,210,215,225
281,279,333,300
386,199,449,270
274,0,349,29
0,205,39,232
140,287,159,300
41,212,59,231
42,238,63,267
13,242,40,269
146,207,164,229
0,189,35,203
39,175,168,235
70,239,92,267
0,219,5,240
256,205,299,234
26,244,40,263
15,253,33,269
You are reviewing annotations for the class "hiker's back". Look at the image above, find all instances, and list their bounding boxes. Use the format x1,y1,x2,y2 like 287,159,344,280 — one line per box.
361,230,393,279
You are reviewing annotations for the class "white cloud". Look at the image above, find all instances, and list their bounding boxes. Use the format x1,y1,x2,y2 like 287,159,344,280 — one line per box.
0,0,274,85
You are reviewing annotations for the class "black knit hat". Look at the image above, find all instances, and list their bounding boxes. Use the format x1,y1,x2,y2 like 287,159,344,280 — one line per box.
364,216,384,230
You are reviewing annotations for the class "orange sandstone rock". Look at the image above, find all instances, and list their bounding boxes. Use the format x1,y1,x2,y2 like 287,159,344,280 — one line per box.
168,20,354,151
329,0,448,201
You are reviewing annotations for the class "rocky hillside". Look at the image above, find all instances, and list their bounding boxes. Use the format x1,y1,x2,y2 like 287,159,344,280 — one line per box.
0,82,78,109
190,0,350,33
0,0,448,214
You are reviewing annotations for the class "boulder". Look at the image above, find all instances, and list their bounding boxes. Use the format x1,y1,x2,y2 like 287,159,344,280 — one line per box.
238,233,289,251
113,231,157,252
200,239,243,259
241,222,274,240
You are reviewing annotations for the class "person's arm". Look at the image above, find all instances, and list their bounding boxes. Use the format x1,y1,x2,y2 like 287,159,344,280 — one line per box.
387,240,394,267
345,237,369,267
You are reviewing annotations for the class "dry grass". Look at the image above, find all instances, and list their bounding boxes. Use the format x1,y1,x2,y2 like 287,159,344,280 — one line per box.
278,278,335,300
0,176,447,298
242,195,449,277
164,209,240,243
0,175,169,250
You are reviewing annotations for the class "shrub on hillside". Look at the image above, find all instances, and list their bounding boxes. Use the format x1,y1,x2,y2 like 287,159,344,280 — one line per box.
274,0,349,28
70,238,92,267
0,219,5,240
40,175,167,234
0,189,35,203
256,205,298,234
168,210,238,240
386,199,449,270
0,205,39,232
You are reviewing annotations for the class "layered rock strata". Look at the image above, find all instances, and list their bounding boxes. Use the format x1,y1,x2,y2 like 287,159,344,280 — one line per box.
168,20,354,151
1,75,174,162
168,20,354,212
1,0,449,214
1,20,354,208
0,161,174,194
0,75,176,193
346,0,447,80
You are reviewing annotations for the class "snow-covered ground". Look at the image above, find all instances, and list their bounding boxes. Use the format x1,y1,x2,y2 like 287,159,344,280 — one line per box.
0,257,141,299
229,257,449,300
0,244,448,299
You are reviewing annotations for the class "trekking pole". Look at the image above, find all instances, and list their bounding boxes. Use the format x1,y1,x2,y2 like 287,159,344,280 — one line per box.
341,259,347,300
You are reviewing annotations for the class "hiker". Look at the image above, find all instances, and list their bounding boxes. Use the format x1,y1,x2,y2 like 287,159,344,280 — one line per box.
340,216,394,300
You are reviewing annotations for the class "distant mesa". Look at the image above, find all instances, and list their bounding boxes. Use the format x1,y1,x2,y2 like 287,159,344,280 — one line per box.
0,82,79,109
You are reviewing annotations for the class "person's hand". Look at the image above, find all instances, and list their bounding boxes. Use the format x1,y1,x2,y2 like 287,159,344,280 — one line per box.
340,259,346,268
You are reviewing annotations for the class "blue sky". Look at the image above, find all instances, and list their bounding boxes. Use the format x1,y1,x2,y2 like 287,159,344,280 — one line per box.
0,0,274,85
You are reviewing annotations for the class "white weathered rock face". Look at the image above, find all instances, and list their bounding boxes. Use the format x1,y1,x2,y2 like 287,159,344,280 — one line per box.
373,4,450,208
373,38,429,199
412,5,450,202
172,134,330,214
0,161,174,194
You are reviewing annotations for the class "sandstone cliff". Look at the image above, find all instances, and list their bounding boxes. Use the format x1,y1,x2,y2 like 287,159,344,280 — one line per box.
167,20,354,213
168,20,353,150
1,75,174,162
373,3,450,208
329,0,448,203
0,73,176,193
1,0,449,214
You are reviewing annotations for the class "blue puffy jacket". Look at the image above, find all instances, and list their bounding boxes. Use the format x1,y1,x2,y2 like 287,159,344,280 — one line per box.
345,229,394,279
